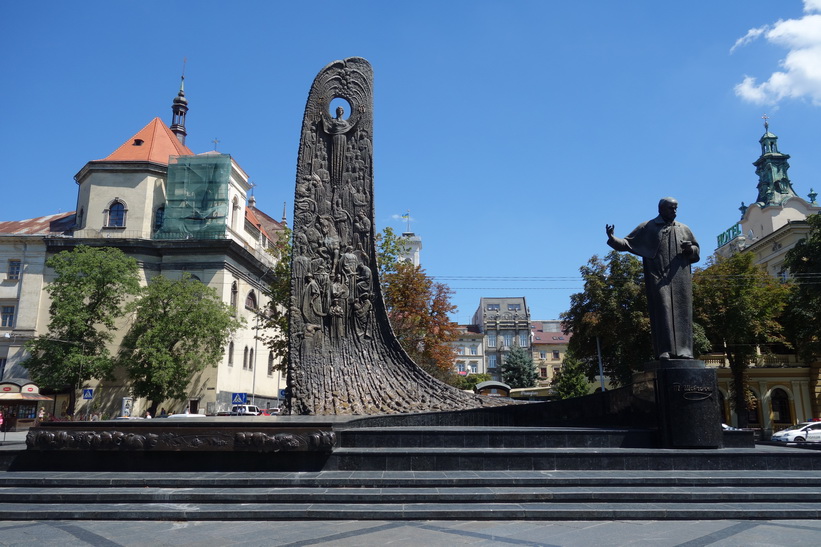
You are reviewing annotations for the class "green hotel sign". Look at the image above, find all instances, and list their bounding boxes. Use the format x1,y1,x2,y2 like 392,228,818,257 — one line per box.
717,223,741,248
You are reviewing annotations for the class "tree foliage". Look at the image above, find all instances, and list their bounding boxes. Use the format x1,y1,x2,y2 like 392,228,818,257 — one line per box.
118,273,243,416
262,227,291,371
23,245,141,415
382,261,459,383
560,251,652,387
375,226,408,279
783,213,821,362
453,372,491,391
692,251,790,427
552,353,590,399
501,345,537,388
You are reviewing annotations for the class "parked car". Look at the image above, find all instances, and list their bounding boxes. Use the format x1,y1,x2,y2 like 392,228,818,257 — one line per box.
806,426,821,443
230,405,261,416
771,422,821,442
166,412,206,418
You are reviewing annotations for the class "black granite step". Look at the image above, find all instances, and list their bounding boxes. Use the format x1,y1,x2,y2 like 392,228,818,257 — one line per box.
325,446,821,471
336,427,657,449
0,501,818,521
3,470,821,488
1,485,819,504
2,470,819,521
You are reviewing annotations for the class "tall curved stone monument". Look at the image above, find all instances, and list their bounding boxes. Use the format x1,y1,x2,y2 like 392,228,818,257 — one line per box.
287,58,500,415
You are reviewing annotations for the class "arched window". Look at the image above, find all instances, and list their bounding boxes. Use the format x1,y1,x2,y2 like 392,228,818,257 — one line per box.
249,348,254,371
770,388,791,424
245,290,257,310
230,281,238,310
154,207,165,231
243,346,249,370
227,341,234,367
268,351,274,376
107,200,126,227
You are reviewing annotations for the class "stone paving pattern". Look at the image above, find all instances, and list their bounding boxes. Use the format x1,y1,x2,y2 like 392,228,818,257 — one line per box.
1,518,820,545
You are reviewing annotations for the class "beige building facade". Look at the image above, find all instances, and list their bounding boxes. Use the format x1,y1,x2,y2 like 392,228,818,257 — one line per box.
0,87,286,419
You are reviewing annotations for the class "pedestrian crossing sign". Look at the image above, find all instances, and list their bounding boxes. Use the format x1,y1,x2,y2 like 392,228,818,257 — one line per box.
231,392,247,405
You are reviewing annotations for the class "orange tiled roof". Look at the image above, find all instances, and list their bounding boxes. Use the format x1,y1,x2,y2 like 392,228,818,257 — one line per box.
97,118,193,163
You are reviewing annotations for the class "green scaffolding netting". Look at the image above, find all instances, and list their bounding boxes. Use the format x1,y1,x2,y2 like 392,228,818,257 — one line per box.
155,154,231,240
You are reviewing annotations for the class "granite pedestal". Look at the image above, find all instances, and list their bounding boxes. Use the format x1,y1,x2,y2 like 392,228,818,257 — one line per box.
633,359,722,449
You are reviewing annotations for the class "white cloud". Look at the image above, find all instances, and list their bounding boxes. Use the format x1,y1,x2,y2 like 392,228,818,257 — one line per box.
804,0,821,13
732,3,821,105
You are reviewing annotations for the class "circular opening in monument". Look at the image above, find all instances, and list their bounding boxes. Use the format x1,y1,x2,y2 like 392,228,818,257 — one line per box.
329,97,352,120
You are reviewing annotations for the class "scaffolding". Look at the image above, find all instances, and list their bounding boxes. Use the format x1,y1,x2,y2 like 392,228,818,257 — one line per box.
155,154,232,240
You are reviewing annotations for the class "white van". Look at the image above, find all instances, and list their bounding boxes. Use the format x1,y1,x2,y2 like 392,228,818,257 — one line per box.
230,405,261,416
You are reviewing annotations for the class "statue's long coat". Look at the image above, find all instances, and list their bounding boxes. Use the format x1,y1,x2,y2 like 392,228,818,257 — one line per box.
608,215,700,359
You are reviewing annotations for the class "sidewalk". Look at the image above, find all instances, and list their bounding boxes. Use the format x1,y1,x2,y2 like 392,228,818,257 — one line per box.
0,518,819,546
0,429,27,450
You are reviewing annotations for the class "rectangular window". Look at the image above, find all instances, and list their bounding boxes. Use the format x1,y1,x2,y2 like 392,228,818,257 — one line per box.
519,333,528,347
487,304,500,311
503,332,513,347
487,333,496,347
1,306,14,328
540,351,547,359
457,346,464,355
508,303,521,311
552,350,560,360
470,362,478,374
540,367,547,377
470,345,477,355
457,362,465,373
488,355,497,369
7,260,21,280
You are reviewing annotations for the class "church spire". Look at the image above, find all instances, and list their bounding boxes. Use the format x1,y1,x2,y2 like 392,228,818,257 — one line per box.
753,115,796,207
170,60,188,145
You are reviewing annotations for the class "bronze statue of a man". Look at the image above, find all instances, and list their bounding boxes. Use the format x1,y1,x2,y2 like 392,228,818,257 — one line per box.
606,197,700,360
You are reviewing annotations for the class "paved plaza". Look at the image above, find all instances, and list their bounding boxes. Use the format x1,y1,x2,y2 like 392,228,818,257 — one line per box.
1,518,820,546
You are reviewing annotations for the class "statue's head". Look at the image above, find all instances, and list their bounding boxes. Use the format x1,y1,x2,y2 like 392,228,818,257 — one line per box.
335,106,345,119
658,197,678,222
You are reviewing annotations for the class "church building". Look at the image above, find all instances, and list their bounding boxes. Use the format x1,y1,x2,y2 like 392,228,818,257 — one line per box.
0,78,286,419
711,120,821,434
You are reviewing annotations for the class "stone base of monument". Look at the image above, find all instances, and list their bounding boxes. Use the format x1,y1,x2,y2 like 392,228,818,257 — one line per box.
632,359,723,449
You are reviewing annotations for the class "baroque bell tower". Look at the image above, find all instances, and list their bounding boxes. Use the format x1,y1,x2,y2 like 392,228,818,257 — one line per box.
170,65,188,145
753,116,796,207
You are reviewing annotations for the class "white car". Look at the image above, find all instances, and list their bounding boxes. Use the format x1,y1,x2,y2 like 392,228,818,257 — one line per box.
771,422,821,442
230,405,261,416
805,425,821,443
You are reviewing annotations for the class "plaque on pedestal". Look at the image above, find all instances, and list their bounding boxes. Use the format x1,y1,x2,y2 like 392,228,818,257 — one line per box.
634,360,722,448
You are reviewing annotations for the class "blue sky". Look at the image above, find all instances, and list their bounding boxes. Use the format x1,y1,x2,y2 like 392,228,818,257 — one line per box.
3,1,821,323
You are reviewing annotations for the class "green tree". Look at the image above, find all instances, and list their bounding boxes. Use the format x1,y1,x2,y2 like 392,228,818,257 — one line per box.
453,372,491,391
501,345,537,388
375,226,408,279
382,261,459,384
783,213,821,362
693,251,791,428
551,353,590,399
118,273,243,417
560,251,652,387
262,227,291,371
23,245,141,416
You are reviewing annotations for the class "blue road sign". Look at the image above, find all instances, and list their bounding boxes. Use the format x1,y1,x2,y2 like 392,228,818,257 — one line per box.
82,388,94,400
279,389,288,399
231,392,247,405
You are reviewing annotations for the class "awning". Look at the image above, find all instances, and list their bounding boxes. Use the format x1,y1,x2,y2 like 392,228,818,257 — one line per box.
0,393,53,401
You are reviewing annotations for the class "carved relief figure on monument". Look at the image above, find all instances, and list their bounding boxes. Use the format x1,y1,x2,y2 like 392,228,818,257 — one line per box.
286,57,505,414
